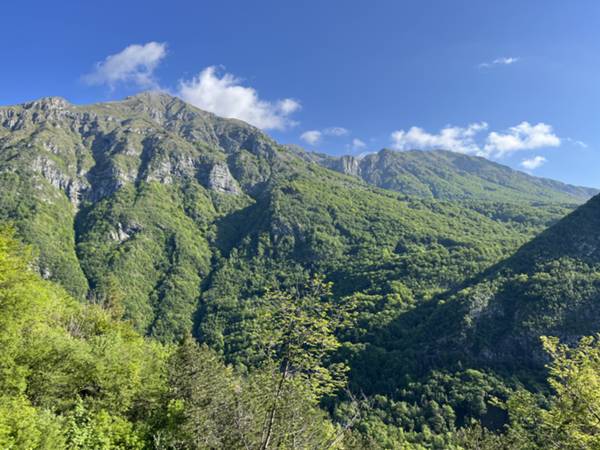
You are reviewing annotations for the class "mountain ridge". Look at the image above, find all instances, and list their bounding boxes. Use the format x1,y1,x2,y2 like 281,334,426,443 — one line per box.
6,92,595,204
288,145,598,204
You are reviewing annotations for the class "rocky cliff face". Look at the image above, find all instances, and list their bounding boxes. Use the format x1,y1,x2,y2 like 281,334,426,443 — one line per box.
0,93,274,209
327,155,360,177
207,163,241,194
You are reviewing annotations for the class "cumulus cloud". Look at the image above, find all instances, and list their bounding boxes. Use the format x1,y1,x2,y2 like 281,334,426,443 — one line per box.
520,155,547,170
300,130,322,145
479,57,520,68
85,44,301,130
351,138,367,150
278,98,301,115
391,121,561,158
391,122,488,154
484,122,560,157
83,42,167,89
178,66,300,130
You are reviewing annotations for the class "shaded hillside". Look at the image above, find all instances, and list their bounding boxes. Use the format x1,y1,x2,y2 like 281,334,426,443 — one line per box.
326,194,600,442
352,193,600,396
462,192,600,367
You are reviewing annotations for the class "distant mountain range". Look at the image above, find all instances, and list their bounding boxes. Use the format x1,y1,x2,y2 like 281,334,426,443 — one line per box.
288,145,598,204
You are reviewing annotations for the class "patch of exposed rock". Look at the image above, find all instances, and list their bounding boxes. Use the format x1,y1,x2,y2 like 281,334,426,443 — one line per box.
144,154,197,185
31,156,89,207
336,156,360,177
109,221,141,243
207,163,240,194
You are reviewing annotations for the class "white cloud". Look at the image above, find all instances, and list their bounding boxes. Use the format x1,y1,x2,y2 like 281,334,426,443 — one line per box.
520,155,547,170
351,138,367,150
300,130,322,145
494,57,519,65
479,57,520,68
323,127,349,136
299,126,349,146
84,44,301,130
484,122,560,157
178,66,300,130
278,98,301,115
391,122,488,154
84,42,167,89
390,121,561,158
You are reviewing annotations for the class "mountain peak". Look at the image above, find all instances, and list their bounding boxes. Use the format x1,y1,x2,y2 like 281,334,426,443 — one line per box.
121,91,186,113
24,96,70,110
119,91,255,128
125,90,180,104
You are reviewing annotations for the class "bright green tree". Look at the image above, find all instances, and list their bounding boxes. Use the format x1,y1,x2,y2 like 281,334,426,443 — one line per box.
474,335,600,450
251,276,355,449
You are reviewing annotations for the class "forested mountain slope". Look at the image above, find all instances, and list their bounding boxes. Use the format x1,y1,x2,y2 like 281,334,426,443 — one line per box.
292,146,598,203
318,192,600,442
0,92,575,346
450,191,600,369
344,192,600,438
3,92,600,448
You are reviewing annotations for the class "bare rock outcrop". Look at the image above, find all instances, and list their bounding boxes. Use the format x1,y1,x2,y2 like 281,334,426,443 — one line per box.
207,163,240,194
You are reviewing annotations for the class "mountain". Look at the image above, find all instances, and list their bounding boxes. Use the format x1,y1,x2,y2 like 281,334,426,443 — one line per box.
291,146,598,204
0,92,290,341
456,192,600,368
0,92,575,348
323,193,600,443
3,92,600,447
351,191,600,405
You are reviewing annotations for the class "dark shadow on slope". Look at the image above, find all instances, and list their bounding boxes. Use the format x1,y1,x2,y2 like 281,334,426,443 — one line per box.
213,195,271,257
344,193,600,402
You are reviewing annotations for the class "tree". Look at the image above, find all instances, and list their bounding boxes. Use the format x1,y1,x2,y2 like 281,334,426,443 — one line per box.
250,275,355,449
162,334,238,449
161,332,341,449
493,335,600,450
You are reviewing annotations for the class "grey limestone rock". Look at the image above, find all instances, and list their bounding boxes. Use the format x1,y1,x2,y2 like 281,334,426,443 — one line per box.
207,163,240,194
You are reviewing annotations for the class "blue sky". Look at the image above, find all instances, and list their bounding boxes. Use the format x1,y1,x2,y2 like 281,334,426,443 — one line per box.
2,1,599,187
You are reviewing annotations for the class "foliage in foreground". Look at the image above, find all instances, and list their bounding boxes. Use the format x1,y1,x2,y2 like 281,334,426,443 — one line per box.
0,227,344,449
452,335,600,450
